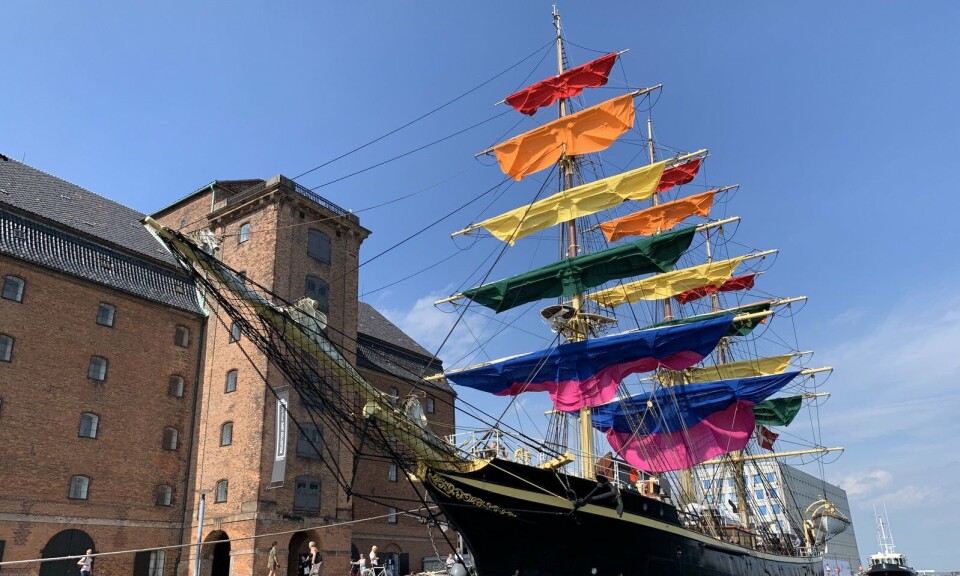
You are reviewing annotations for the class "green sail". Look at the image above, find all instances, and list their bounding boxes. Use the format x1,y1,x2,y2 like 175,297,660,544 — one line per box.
460,226,697,313
752,395,804,426
648,301,772,337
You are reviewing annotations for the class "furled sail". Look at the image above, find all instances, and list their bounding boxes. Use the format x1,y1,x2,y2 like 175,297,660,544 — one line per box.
599,190,716,242
492,94,635,180
685,354,795,383
655,157,703,192
586,256,748,307
457,226,697,313
471,161,666,245
505,53,619,116
444,315,734,412
647,301,773,338
674,273,756,304
592,372,800,472
752,395,804,426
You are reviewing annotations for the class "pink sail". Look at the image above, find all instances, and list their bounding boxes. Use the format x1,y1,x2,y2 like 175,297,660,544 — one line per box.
606,401,757,472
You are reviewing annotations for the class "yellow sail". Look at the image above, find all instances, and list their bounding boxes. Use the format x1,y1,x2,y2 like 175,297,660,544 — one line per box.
492,93,636,180
585,256,747,307
686,354,795,383
474,161,666,244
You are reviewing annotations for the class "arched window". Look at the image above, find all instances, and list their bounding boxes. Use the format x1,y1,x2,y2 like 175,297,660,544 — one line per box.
220,422,234,447
0,333,13,362
79,413,99,438
162,427,179,450
88,356,108,381
294,475,321,514
238,222,251,244
174,325,190,348
69,475,90,500
305,276,329,312
168,375,185,398
215,479,228,503
307,229,331,263
156,485,173,506
225,369,238,393
388,463,398,483
96,303,116,327
229,322,241,343
2,276,25,302
426,397,435,414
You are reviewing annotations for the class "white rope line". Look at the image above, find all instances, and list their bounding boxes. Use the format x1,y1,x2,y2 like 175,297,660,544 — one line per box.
0,504,438,567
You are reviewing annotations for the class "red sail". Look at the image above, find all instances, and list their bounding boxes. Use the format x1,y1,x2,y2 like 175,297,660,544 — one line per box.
504,53,618,116
656,158,703,192
673,273,756,305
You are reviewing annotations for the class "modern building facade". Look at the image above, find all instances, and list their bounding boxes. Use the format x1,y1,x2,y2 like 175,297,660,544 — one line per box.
697,460,861,573
0,156,455,576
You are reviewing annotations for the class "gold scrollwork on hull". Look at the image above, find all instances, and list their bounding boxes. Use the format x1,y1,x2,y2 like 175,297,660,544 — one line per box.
427,471,517,519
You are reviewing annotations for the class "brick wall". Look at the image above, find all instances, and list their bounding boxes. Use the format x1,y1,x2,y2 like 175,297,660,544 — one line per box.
0,256,203,576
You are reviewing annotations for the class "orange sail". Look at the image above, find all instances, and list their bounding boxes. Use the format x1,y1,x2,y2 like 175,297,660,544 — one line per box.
492,94,635,180
599,190,716,242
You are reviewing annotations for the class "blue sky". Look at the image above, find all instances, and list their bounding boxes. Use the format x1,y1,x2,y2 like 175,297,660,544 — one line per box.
4,2,959,569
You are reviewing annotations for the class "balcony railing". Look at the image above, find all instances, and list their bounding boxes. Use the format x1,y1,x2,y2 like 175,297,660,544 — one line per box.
223,179,349,218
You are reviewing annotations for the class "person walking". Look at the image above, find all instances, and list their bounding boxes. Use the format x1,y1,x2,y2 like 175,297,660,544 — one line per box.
308,541,322,576
368,546,379,572
77,549,93,576
267,542,278,576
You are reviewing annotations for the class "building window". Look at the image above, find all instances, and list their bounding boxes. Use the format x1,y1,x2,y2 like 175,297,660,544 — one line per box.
215,480,228,502
768,488,778,499
168,375,185,398
387,507,398,524
0,334,12,362
305,276,329,313
388,387,399,405
755,490,765,500
79,413,99,438
773,504,781,514
88,356,108,381
294,475,321,514
297,425,322,458
148,550,166,576
174,326,190,348
229,322,241,343
225,369,238,393
388,464,398,483
753,474,761,484
162,427,179,451
727,478,735,487
758,505,767,516
238,222,251,244
307,229,331,263
426,397,435,414
766,472,776,483
69,475,90,500
2,276,24,302
156,485,173,506
703,480,711,489
220,422,234,446
96,303,116,327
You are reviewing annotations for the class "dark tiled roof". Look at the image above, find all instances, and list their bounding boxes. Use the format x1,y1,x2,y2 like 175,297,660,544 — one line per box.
0,155,178,266
358,301,435,358
0,208,203,314
357,302,451,393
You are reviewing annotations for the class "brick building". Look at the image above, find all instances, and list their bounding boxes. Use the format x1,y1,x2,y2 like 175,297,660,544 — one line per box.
0,157,455,576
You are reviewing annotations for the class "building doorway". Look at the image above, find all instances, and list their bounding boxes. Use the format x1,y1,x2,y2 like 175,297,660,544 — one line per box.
39,529,94,576
205,530,231,576
288,531,319,576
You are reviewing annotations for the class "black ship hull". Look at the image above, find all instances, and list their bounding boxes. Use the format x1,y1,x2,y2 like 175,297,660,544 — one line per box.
864,564,917,576
425,458,824,576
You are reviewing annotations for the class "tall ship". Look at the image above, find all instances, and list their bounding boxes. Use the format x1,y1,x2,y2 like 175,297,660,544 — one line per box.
144,10,850,576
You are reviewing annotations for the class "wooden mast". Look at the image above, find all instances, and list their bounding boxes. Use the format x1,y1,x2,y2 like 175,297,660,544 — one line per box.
550,7,595,478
